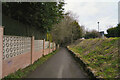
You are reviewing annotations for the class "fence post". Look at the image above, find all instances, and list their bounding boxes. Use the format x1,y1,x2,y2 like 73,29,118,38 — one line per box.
52,42,54,51
57,44,59,49
55,43,56,50
0,27,3,79
53,43,55,51
43,39,45,56
31,36,34,64
49,41,51,53
54,42,55,51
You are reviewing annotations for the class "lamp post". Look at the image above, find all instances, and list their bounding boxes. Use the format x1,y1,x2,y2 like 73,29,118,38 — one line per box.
97,22,99,32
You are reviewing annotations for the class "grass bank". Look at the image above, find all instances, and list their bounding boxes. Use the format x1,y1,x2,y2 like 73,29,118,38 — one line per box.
68,38,120,78
2,50,58,79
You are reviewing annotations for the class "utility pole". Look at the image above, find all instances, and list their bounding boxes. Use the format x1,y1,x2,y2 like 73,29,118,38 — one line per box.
97,22,99,32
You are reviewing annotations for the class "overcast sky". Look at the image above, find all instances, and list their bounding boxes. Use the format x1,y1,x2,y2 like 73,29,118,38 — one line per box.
64,0,120,34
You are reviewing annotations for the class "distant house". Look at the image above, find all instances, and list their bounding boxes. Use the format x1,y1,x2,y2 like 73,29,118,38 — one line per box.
100,31,104,39
81,37,85,39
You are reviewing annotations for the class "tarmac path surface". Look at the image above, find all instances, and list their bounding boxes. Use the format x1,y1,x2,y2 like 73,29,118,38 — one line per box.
26,48,89,78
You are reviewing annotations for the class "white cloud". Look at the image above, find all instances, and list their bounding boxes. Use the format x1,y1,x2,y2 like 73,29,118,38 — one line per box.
64,2,99,16
64,0,118,34
76,2,98,16
79,17,117,34
65,0,120,2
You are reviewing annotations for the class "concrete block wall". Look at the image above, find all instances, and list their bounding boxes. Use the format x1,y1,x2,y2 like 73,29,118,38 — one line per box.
33,40,43,63
3,52,31,77
0,27,58,79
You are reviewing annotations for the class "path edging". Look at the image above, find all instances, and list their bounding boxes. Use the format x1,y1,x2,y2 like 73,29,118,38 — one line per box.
66,47,102,80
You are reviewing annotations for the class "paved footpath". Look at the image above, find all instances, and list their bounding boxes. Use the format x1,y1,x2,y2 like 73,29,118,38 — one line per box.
26,48,89,78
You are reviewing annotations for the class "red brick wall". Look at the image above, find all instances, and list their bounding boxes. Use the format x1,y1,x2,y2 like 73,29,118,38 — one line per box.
50,49,53,53
32,50,43,63
2,52,31,77
44,48,49,55
1,35,57,78
2,46,56,78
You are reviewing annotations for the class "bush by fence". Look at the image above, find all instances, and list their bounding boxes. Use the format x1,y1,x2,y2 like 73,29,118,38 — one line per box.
0,27,58,79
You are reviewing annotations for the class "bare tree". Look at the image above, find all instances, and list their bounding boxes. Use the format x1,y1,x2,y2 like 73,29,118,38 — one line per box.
51,12,84,46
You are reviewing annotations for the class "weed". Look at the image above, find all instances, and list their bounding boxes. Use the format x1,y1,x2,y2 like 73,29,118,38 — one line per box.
2,50,58,79
69,38,120,78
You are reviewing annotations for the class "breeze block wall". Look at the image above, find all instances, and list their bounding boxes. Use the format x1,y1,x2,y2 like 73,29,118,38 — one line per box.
33,40,43,63
0,29,57,78
44,41,49,55
2,36,32,77
50,43,53,53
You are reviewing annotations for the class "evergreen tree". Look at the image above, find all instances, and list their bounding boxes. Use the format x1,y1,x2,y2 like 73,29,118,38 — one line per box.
2,2,65,33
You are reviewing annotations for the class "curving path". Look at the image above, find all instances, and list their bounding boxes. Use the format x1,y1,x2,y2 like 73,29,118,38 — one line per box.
26,48,89,79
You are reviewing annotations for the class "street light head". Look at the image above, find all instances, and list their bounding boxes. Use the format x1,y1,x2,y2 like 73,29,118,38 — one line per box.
97,22,100,32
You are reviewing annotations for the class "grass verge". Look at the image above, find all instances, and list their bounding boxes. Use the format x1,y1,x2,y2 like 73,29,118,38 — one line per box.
68,38,120,79
2,50,58,79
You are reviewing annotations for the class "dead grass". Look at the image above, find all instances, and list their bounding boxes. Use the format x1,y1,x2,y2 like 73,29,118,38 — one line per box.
69,37,120,78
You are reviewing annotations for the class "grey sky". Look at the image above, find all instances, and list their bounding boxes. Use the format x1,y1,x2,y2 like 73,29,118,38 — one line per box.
64,0,119,34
